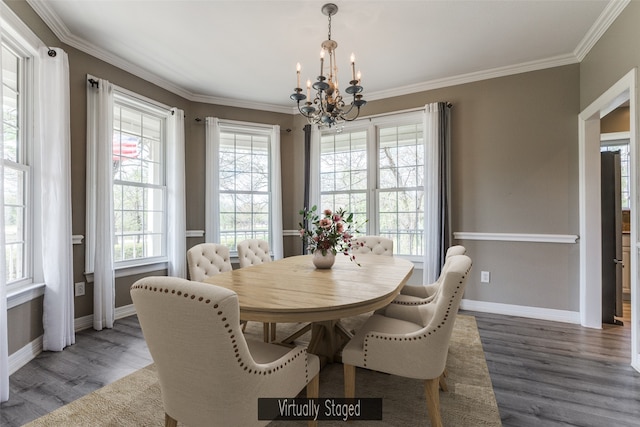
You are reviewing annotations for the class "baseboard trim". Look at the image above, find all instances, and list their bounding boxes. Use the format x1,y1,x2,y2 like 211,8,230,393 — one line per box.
74,304,137,332
8,335,43,375
115,304,136,319
461,299,581,324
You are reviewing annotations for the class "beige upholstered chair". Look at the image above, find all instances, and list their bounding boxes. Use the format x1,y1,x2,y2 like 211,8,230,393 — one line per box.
131,277,320,427
186,243,232,282
401,245,466,298
342,255,472,427
350,235,393,256
237,239,272,267
236,239,276,341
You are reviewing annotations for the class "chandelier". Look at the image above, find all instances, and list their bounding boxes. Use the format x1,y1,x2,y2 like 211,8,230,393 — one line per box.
290,3,366,128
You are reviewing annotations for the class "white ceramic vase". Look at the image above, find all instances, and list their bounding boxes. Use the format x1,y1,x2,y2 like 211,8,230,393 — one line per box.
312,250,336,269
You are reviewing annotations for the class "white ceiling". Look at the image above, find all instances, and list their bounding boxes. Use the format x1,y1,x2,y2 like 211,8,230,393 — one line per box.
27,0,624,113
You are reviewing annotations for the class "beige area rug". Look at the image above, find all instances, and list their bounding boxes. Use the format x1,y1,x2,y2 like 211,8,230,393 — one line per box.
26,314,501,426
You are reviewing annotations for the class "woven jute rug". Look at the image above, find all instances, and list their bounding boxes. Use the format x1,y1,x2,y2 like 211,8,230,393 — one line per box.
26,314,501,426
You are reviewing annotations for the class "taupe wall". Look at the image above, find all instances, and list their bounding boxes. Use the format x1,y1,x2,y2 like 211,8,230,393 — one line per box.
14,0,639,355
287,66,582,309
580,2,639,110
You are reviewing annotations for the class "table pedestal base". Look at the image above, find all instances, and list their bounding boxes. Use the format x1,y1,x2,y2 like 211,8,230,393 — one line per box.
308,320,353,364
280,320,353,365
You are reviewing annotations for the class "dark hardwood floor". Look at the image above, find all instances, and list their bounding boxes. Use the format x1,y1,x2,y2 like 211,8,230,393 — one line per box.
2,307,639,426
471,302,640,427
1,316,152,427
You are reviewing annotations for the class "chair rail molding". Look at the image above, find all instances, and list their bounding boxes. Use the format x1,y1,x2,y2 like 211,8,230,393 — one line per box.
454,232,579,244
186,230,205,238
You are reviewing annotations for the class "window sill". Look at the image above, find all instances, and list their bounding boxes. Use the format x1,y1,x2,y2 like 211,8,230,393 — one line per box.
7,282,46,309
85,260,169,283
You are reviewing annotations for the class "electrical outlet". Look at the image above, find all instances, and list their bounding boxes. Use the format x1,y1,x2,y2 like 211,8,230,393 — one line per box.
480,271,490,283
75,282,85,297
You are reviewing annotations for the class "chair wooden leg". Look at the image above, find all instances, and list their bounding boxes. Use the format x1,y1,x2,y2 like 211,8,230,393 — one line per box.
424,378,442,427
344,364,356,398
165,413,178,427
263,322,270,342
439,373,448,392
270,322,277,342
307,373,319,427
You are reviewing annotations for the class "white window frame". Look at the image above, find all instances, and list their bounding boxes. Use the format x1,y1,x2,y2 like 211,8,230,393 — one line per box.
205,118,281,258
85,83,171,278
112,92,168,268
319,111,425,262
1,2,46,306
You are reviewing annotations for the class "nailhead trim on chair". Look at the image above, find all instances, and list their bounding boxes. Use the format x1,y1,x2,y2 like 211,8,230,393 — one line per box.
130,282,311,380
361,265,471,367
391,298,433,306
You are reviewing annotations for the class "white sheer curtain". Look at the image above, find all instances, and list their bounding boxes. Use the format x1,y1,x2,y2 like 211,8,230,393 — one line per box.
86,77,115,331
308,125,321,210
269,125,284,260
205,118,283,258
204,117,221,244
423,103,441,283
37,47,75,350
167,108,186,277
0,18,8,402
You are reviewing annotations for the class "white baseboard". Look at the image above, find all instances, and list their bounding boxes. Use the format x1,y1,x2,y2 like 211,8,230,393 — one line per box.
8,336,43,375
115,304,136,319
74,304,137,332
74,314,94,331
460,299,581,324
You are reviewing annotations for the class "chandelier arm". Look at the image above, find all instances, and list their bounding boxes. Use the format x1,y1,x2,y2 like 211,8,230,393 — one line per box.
292,3,364,129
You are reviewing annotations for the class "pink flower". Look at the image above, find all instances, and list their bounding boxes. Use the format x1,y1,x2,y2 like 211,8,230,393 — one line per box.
319,218,333,228
333,213,342,222
323,209,332,216
336,222,344,233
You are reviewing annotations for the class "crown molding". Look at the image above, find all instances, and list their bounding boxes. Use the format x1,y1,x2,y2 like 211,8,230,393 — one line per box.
365,54,579,103
25,0,292,114
27,0,627,113
189,93,293,114
574,0,630,62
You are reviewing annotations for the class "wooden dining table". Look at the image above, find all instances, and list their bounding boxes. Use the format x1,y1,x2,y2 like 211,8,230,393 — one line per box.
203,253,414,363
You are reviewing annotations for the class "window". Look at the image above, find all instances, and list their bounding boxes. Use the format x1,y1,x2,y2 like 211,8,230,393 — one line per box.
218,126,272,250
378,123,424,255
601,140,630,209
320,129,368,222
2,43,30,287
112,94,167,264
319,113,424,257
205,118,282,258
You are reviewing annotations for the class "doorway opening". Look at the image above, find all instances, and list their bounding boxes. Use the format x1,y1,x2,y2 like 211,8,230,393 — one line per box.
579,68,639,372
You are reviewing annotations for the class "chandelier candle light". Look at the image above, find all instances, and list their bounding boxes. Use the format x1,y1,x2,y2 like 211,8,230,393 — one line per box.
291,3,366,127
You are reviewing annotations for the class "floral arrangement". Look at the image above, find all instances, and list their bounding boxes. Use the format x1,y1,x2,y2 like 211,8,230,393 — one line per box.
298,205,366,264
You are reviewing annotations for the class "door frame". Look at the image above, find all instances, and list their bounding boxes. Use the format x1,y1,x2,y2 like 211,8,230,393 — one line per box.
578,68,639,372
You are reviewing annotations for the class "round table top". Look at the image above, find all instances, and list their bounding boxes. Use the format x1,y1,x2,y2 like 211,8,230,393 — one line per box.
203,254,415,323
